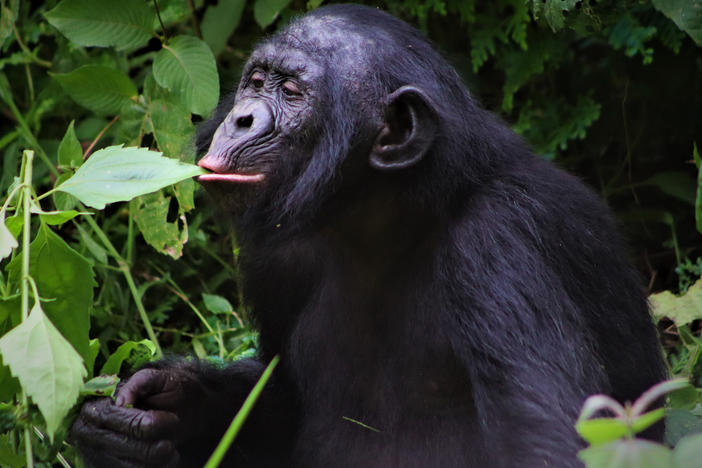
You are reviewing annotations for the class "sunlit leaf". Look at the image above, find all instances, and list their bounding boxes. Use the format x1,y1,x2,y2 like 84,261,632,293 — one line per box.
56,145,206,209
578,439,673,468
0,209,17,261
0,301,86,441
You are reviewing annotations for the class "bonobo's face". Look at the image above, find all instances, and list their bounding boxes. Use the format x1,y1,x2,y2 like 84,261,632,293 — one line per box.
197,12,439,221
197,36,327,209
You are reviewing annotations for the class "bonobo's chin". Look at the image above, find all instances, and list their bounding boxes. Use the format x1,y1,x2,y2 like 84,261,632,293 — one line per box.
197,172,265,215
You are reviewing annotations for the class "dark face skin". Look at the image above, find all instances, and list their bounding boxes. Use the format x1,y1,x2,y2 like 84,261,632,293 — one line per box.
197,40,325,204
196,16,438,222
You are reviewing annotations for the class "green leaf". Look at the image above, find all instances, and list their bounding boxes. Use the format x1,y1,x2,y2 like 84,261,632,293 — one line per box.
44,0,154,50
100,339,156,375
0,434,25,467
153,35,219,116
202,293,234,314
56,145,206,209
665,409,702,446
7,224,95,361
132,191,187,259
673,432,702,467
0,301,86,441
693,143,702,234
53,172,79,211
0,208,17,261
643,171,696,205
58,120,83,168
650,279,702,326
202,0,246,55
81,374,119,397
631,409,665,435
530,0,581,32
576,418,630,445
149,99,194,159
254,0,291,29
75,222,108,264
653,0,702,47
52,65,138,115
578,439,673,468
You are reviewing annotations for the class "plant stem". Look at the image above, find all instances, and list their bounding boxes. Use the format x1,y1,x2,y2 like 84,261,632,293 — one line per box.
204,356,280,468
2,92,58,178
20,150,34,468
82,212,163,358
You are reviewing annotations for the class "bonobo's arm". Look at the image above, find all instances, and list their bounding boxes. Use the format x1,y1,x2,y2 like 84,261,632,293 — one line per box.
71,357,297,468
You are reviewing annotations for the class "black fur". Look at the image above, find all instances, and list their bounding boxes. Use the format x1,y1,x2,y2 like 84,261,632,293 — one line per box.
72,5,665,468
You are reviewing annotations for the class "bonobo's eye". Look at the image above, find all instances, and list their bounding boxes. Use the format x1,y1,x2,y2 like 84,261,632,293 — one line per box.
250,71,265,89
282,80,302,97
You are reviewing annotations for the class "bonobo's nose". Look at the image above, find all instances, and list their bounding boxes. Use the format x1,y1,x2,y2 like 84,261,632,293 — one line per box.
225,103,273,139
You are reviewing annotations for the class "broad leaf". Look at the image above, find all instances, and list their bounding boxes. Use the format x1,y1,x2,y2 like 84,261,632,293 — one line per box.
100,340,156,375
673,433,702,467
578,439,673,468
132,191,187,259
576,418,629,446
0,209,17,261
0,301,86,440
153,35,219,116
653,0,702,46
81,375,119,397
530,0,581,32
56,145,206,209
58,120,83,168
254,0,291,29
202,0,246,55
650,279,702,326
52,65,138,115
45,0,154,50
7,223,95,361
202,293,234,314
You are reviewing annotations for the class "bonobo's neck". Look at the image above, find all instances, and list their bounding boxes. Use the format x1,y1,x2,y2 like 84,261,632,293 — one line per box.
321,182,441,267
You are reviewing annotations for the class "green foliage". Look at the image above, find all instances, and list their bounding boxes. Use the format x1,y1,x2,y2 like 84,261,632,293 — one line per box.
44,0,155,51
153,35,220,116
52,66,139,115
56,145,205,209
0,300,86,441
653,0,702,46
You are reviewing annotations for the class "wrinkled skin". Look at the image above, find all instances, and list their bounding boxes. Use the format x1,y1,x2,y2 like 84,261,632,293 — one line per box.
71,5,666,468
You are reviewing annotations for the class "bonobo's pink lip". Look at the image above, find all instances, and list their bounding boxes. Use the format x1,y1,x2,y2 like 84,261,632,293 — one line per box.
197,154,265,183
198,173,265,183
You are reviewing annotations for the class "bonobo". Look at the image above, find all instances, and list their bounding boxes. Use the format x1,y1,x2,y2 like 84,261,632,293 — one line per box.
71,5,665,468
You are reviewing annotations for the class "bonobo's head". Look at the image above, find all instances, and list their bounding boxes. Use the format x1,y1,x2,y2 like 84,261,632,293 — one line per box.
197,4,498,231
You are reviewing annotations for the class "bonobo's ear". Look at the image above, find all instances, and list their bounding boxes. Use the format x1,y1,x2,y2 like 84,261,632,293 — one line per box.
370,86,439,171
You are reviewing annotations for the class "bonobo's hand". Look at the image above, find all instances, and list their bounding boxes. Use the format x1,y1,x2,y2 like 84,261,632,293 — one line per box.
71,364,210,468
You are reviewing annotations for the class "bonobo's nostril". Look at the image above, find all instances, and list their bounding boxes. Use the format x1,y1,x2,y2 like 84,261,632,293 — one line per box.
237,115,254,128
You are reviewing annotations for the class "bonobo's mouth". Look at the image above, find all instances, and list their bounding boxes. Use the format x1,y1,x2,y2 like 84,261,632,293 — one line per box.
198,173,265,183
197,155,265,183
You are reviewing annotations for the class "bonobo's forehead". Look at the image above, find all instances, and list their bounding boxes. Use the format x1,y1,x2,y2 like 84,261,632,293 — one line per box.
250,14,387,80
247,44,324,82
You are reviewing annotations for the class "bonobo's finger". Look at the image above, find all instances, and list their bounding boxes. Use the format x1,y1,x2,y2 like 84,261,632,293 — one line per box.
116,369,173,408
80,398,180,440
72,412,180,468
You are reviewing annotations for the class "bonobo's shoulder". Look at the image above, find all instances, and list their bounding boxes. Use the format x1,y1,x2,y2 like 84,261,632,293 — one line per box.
449,156,615,247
